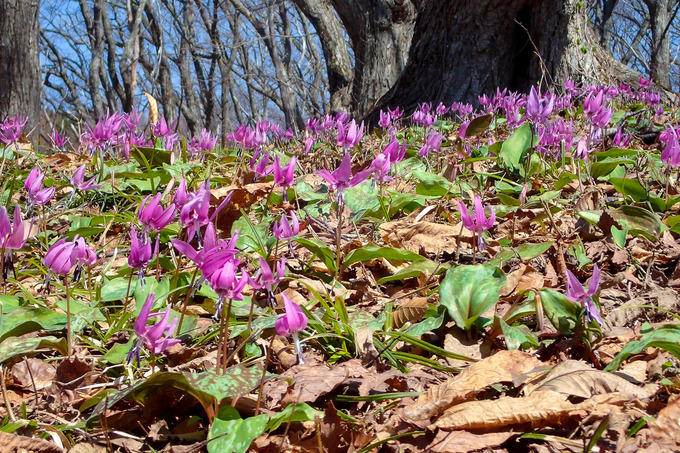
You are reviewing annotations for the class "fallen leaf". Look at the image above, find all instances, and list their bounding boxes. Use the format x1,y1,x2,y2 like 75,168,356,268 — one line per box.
0,431,65,453
380,221,470,255
428,429,515,453
392,297,429,328
11,358,56,390
405,350,542,420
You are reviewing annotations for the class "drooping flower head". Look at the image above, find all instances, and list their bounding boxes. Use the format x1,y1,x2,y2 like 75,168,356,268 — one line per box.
275,294,308,364
0,115,28,145
70,164,102,192
458,195,496,251
129,227,154,282
316,153,372,203
336,119,364,149
127,293,181,365
566,265,603,325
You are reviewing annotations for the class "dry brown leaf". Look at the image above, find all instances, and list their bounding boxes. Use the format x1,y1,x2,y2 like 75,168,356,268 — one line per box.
354,329,379,363
392,297,429,328
500,265,526,297
523,360,658,399
443,331,487,368
647,394,680,446
11,358,56,390
428,429,515,453
379,221,470,255
70,443,108,453
433,390,572,430
404,350,542,420
144,91,159,125
0,431,65,453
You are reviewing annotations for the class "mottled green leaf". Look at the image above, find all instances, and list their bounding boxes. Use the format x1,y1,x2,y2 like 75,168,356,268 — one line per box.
0,336,67,363
604,324,680,371
0,307,67,342
342,244,423,272
439,265,507,330
208,406,268,453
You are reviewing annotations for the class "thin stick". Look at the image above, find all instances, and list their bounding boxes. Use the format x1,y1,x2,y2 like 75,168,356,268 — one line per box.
178,267,199,333
221,299,234,374
254,335,275,417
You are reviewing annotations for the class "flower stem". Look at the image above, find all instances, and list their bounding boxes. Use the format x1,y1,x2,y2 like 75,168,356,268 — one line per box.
65,276,72,357
177,267,199,333
335,199,344,279
221,298,233,374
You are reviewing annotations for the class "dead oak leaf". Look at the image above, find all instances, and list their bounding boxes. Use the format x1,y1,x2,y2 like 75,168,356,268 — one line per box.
405,350,542,421
428,429,515,453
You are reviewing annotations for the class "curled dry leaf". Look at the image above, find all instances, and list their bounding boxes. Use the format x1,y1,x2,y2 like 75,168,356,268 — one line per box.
379,221,470,255
428,429,515,453
392,297,429,328
144,91,159,125
404,349,542,420
523,360,658,399
11,358,56,390
645,393,680,447
0,431,65,453
433,390,639,431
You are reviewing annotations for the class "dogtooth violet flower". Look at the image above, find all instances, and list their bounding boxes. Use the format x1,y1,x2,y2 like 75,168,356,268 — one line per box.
44,235,96,282
138,193,177,234
208,259,250,316
272,156,297,200
275,294,308,364
179,182,233,243
525,86,554,124
383,137,406,165
129,227,154,282
566,264,603,325
0,115,27,145
273,211,299,241
25,167,55,208
316,153,372,203
418,131,442,157
70,164,102,192
458,195,496,251
660,127,680,167
336,119,364,148
50,131,69,150
0,206,30,280
378,110,391,129
127,293,181,365
253,256,286,307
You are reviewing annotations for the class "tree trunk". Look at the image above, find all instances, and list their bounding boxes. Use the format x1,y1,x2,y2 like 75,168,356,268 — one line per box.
368,0,641,122
0,0,41,132
329,0,418,117
290,0,353,113
643,0,677,87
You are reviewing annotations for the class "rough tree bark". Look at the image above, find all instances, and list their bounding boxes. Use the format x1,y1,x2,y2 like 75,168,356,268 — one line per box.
327,0,418,117
643,0,678,87
290,0,353,113
368,0,642,122
0,0,41,131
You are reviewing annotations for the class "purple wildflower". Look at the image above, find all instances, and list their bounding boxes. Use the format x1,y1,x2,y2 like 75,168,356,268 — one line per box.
566,265,603,325
458,195,496,251
275,294,308,364
316,153,372,203
127,293,181,365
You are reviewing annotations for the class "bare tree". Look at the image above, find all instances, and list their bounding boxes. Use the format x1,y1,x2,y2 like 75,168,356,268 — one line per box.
0,0,42,131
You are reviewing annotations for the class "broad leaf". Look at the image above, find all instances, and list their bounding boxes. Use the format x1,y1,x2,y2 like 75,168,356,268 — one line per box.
0,336,67,363
294,237,337,273
539,289,581,334
342,244,423,272
499,123,532,171
439,265,507,330
604,324,680,372
0,307,67,342
208,406,268,453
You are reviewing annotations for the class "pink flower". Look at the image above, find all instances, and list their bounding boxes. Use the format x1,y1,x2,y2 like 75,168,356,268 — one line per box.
44,235,96,277
272,156,297,190
253,256,286,307
138,193,177,233
378,110,391,129
316,153,372,202
127,293,180,364
0,115,27,144
458,195,495,251
336,119,364,148
129,227,153,281
525,86,554,123
275,294,307,364
273,211,299,241
25,167,55,207
70,165,102,191
566,265,603,325
661,127,680,166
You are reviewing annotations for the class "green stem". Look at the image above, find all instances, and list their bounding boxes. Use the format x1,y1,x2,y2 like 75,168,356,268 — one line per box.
65,276,72,357
335,198,344,279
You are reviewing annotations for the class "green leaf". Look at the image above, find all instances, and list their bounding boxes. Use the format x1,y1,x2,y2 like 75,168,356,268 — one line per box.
100,277,132,302
101,339,134,365
611,225,629,248
464,114,493,138
342,244,423,272
89,365,264,425
495,317,539,350
295,181,327,202
343,182,380,214
377,259,447,283
131,146,172,168
591,162,621,180
413,170,452,197
516,242,554,260
604,324,680,372
497,193,521,206
609,205,664,240
294,237,337,273
0,336,67,363
208,406,268,453
499,123,532,171
266,403,322,432
439,265,507,330
539,289,581,334
0,307,67,342
609,178,648,202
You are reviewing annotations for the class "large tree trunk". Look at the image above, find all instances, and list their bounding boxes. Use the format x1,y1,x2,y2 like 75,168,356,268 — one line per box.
368,0,641,121
329,0,418,117
290,0,353,113
0,0,41,132
643,0,677,87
